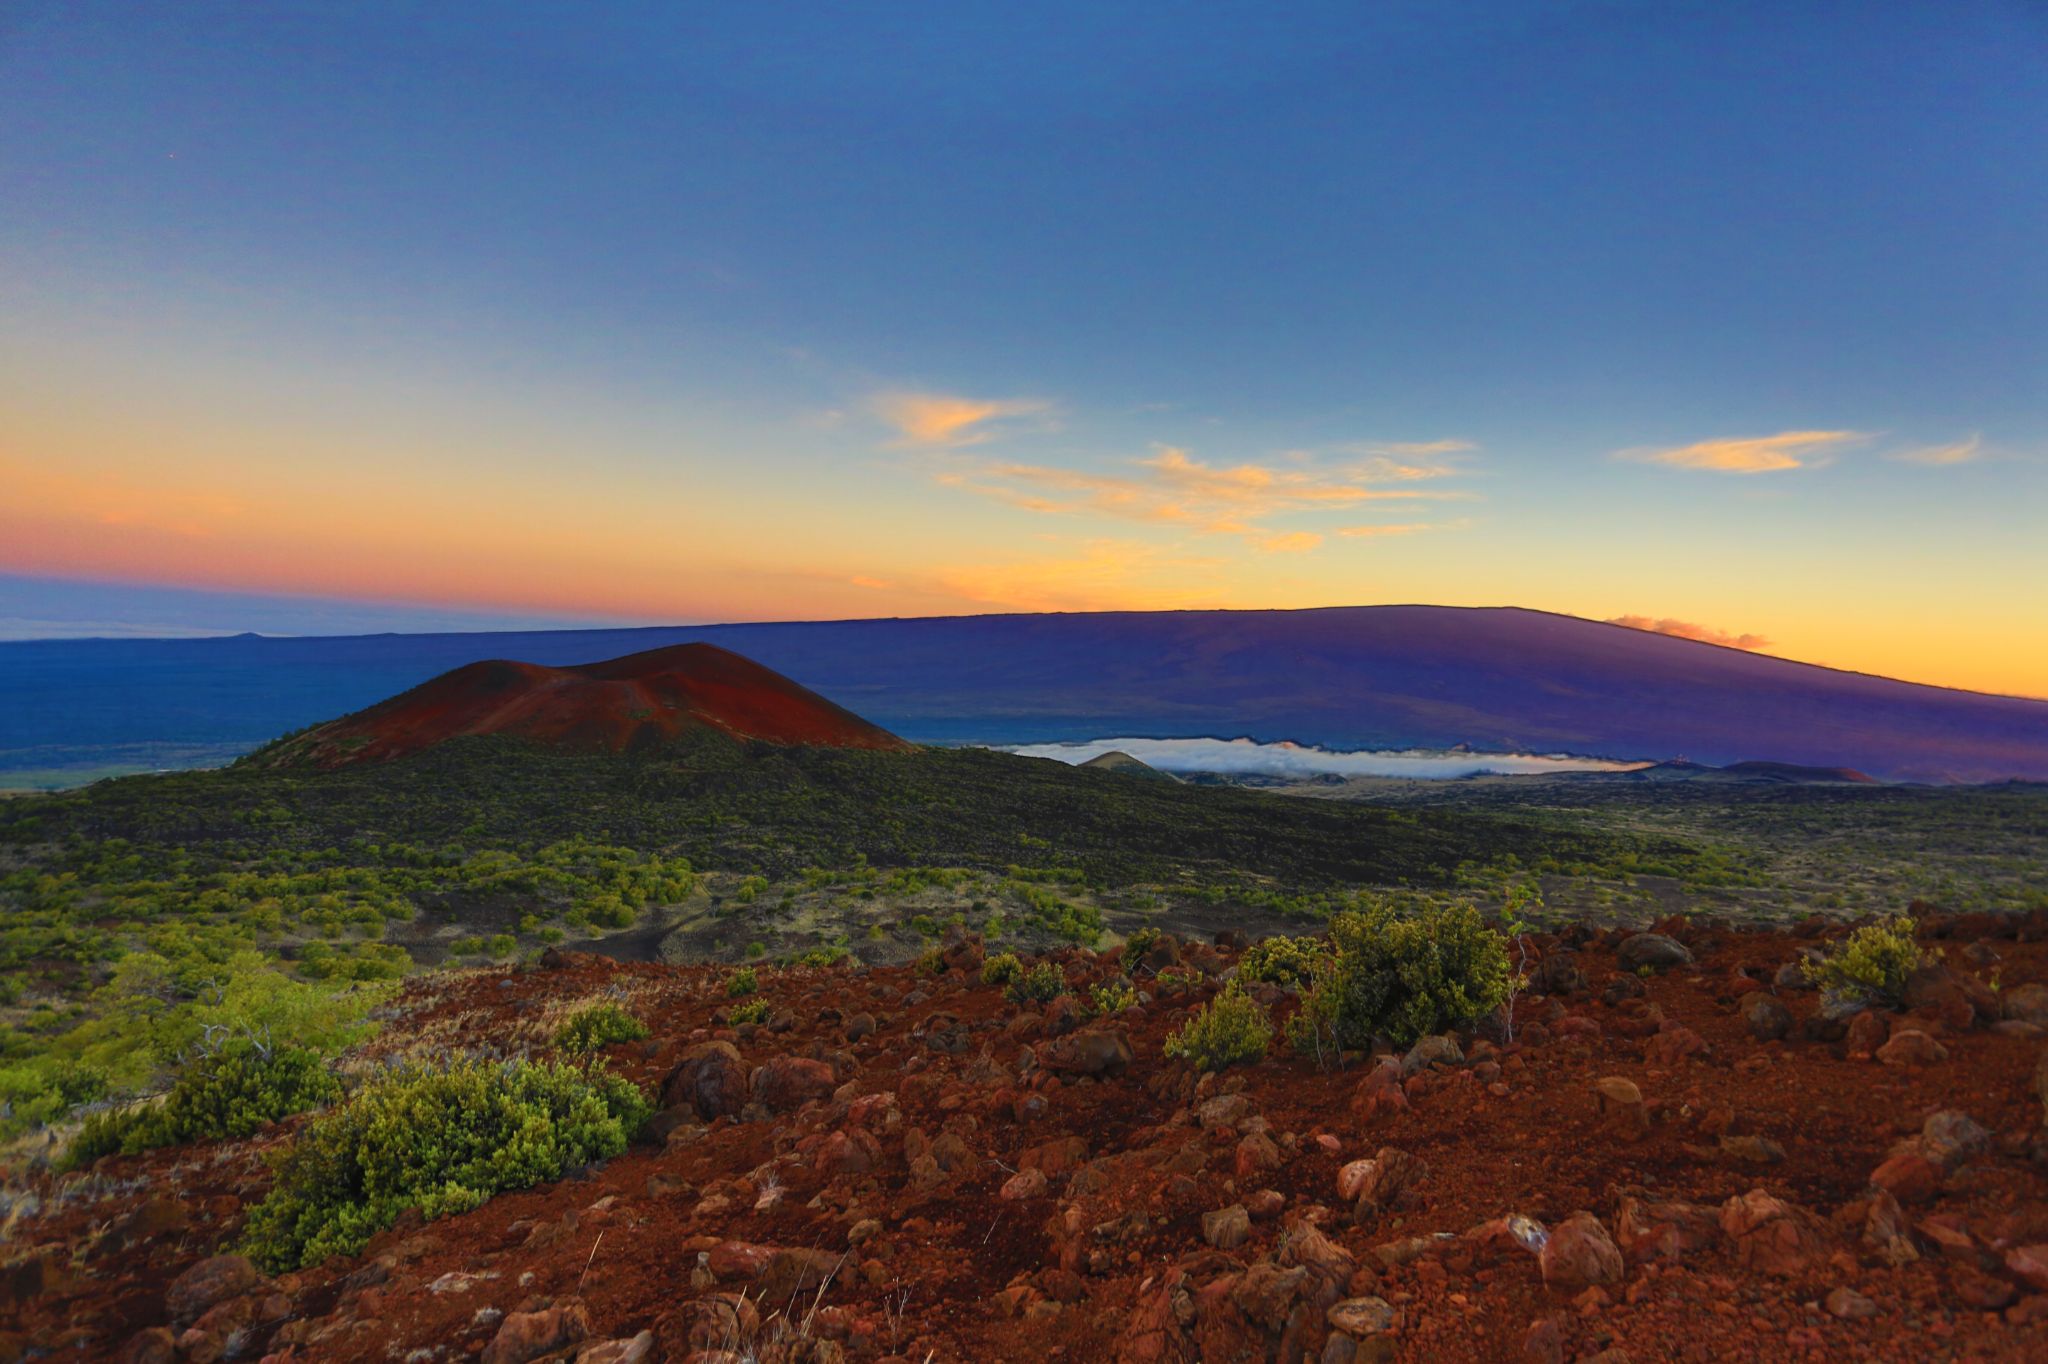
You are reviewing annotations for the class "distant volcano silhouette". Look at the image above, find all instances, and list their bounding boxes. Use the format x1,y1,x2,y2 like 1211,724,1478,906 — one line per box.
260,643,911,767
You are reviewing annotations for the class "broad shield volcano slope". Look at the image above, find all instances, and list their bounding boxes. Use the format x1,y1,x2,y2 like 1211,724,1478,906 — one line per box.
257,643,911,767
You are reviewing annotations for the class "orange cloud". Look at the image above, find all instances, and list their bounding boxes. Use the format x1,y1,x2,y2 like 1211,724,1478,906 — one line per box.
1886,433,1982,466
872,392,1050,446
1607,615,1772,650
1338,522,1436,538
1619,430,1866,473
939,443,1470,549
935,540,1225,613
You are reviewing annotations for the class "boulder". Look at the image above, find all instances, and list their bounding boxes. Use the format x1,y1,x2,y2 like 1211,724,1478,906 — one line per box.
1719,1189,1828,1277
1875,1030,1947,1068
164,1255,263,1326
2001,982,2048,1025
575,1334,654,1364
484,1304,590,1364
1594,1077,1648,1141
1039,1028,1135,1077
1203,1205,1251,1250
1401,1034,1464,1074
1614,1198,1717,1263
1347,1147,1425,1215
1617,934,1693,971
1539,1212,1623,1289
749,1055,837,1112
1325,1297,1396,1339
661,1041,749,1121
1739,992,1792,1042
1844,1010,1890,1057
1642,1025,1709,1066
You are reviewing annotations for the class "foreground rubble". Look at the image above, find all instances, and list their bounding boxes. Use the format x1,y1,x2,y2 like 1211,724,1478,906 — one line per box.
7,910,2048,1362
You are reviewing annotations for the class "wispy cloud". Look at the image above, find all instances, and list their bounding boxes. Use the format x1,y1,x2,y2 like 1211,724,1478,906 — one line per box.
936,539,1225,613
1607,615,1772,651
1337,522,1436,538
1618,429,1867,474
1886,433,1982,466
936,442,1474,550
872,392,1051,446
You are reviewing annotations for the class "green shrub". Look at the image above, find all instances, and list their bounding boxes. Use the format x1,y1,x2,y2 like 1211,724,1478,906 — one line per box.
240,1057,649,1271
727,997,771,1026
1293,897,1509,1050
1089,980,1137,1015
553,1002,649,1053
1121,926,1161,970
1802,917,1922,1007
981,952,1024,987
1005,961,1066,1004
1163,981,1270,1071
62,1037,337,1169
914,947,946,977
1238,935,1332,991
726,966,759,998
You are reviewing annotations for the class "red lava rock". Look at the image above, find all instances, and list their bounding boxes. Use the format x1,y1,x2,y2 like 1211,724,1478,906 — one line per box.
1594,1076,1648,1140
1615,1197,1718,1263
1522,1315,1565,1363
1876,1029,1949,1067
748,1054,836,1111
1539,1211,1624,1289
1038,1027,1135,1077
1845,1009,1890,1057
1719,1189,1829,1278
1642,1023,1709,1066
117,1328,176,1364
661,1040,749,1121
1739,991,1792,1042
1870,1152,1944,1205
163,1255,263,1326
482,1302,590,1364
2007,1244,2048,1293
999,1168,1049,1201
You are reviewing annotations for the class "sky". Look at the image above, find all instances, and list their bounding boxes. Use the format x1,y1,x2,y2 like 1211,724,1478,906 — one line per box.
2,1,2044,697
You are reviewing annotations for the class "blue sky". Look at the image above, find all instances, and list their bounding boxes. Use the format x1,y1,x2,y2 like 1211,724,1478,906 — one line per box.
2,2,2044,693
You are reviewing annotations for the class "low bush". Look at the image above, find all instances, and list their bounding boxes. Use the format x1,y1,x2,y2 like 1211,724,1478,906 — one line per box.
1005,961,1066,1004
553,1002,649,1053
1291,897,1509,1051
1163,981,1270,1071
1120,926,1161,970
240,1056,650,1271
726,966,759,998
1237,935,1332,991
727,997,771,1026
1802,916,1922,1007
981,952,1024,987
62,1037,337,1170
1089,980,1137,1015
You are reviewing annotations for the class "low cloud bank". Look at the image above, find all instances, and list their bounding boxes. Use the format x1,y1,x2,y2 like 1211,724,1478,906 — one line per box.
1005,736,1649,780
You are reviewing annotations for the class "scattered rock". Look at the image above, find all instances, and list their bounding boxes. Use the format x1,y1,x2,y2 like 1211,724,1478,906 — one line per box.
1594,1076,1648,1141
1039,1028,1135,1077
1738,991,1791,1042
1325,1297,1396,1339
1719,1189,1828,1277
1875,1030,1948,1067
1539,1212,1623,1289
1617,933,1693,971
1402,1034,1464,1074
749,1055,837,1111
1203,1204,1251,1250
483,1303,590,1364
662,1041,749,1121
164,1255,263,1326
1825,1286,1878,1320
575,1333,654,1364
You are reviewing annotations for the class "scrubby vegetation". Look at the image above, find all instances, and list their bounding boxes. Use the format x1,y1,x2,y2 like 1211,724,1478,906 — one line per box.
980,952,1023,987
1164,980,1271,1071
1089,980,1138,1015
1006,961,1067,1005
62,1036,336,1170
725,966,759,997
1289,897,1510,1052
727,997,771,1026
1803,915,1924,1007
1237,934,1332,990
240,1056,650,1271
552,1001,649,1053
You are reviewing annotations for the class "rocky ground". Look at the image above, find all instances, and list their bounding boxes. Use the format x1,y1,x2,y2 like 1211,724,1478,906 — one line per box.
6,910,2048,1364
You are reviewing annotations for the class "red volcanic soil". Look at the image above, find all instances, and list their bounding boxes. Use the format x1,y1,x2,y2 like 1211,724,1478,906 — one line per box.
12,913,2048,1362
269,643,911,766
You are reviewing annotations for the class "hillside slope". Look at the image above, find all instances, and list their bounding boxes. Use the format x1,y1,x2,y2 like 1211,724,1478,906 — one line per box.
6,607,2045,782
256,643,910,767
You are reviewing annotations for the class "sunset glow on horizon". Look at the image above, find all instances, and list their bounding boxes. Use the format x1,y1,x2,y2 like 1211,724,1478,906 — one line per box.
4,3,2044,699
